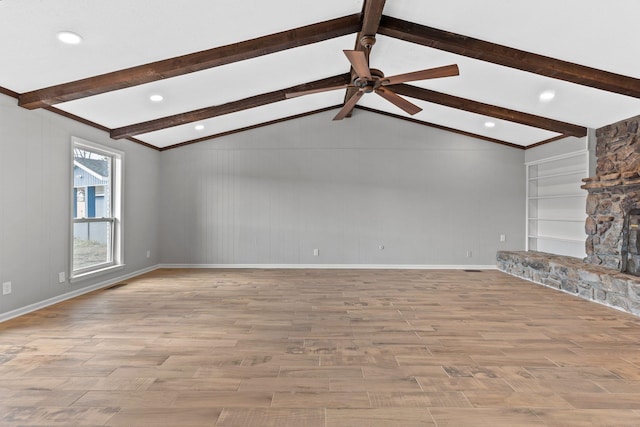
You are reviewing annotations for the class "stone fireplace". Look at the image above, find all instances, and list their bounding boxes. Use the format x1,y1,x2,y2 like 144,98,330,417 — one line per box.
498,114,640,317
582,116,640,271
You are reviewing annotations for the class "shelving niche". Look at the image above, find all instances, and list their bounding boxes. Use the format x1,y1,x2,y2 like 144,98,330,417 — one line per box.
526,151,588,258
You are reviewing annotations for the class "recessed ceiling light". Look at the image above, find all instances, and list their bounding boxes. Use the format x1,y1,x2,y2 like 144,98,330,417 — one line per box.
484,121,496,129
539,90,556,102
149,94,164,102
57,31,83,45
194,124,205,131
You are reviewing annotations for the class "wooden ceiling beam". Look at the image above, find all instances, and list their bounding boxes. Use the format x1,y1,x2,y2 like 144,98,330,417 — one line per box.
389,84,587,137
379,16,640,98
110,74,352,139
19,14,362,110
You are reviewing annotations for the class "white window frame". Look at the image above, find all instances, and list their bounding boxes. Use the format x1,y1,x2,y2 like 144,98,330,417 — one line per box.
70,137,124,281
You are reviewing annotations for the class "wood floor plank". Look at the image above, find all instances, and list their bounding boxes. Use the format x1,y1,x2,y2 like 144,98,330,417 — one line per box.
463,389,573,409
429,407,545,426
237,377,329,392
325,408,435,427
368,391,472,408
0,268,639,425
271,391,370,408
216,408,324,427
531,408,640,426
171,391,273,408
330,377,423,392
0,406,118,426
105,407,222,427
72,390,178,408
558,392,640,409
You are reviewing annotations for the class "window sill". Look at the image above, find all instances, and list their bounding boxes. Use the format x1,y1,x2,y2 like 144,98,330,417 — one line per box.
70,264,126,284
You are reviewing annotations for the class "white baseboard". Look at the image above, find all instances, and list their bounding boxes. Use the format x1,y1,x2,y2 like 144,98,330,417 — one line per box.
0,265,160,323
159,263,498,270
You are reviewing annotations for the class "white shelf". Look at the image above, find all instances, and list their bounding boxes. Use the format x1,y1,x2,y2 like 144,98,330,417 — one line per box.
528,236,584,244
528,170,585,181
528,218,585,223
528,194,585,200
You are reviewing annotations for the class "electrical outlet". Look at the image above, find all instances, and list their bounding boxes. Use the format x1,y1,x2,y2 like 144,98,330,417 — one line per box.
313,249,319,256
466,250,472,258
500,234,506,242
2,281,11,295
58,272,65,283
146,250,151,259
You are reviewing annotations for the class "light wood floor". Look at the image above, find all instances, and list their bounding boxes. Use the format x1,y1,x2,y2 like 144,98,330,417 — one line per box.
1,269,640,426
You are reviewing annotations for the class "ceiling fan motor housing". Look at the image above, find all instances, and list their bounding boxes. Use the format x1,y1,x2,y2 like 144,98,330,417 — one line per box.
353,68,385,93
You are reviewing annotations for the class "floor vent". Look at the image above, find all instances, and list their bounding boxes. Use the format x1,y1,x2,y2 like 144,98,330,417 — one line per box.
104,283,128,290
463,270,482,273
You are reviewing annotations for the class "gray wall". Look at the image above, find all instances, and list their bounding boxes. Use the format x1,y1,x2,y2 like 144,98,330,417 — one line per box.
0,94,526,317
160,110,525,266
0,93,160,316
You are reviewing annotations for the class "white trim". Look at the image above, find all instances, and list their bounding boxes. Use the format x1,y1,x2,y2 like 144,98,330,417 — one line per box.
158,264,498,270
69,263,126,283
0,265,159,323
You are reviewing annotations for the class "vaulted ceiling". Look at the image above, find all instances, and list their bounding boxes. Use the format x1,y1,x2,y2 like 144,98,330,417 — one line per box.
0,0,639,150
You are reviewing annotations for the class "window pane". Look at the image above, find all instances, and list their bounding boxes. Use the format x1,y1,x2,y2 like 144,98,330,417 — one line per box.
73,149,111,219
73,221,112,271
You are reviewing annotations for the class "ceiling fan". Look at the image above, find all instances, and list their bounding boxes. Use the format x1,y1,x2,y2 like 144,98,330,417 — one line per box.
286,44,459,121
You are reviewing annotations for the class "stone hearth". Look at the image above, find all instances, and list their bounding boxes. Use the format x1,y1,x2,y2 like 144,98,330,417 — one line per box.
497,250,640,316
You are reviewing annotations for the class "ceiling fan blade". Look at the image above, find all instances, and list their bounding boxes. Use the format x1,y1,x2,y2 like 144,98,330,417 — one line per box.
343,50,371,79
382,64,459,85
333,91,364,121
375,87,422,115
285,84,351,99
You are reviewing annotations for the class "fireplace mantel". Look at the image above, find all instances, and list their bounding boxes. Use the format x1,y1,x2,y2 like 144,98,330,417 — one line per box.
582,172,640,191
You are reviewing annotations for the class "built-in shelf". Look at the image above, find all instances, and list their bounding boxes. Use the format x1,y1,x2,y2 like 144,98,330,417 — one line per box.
528,170,585,181
528,218,585,223
528,235,584,243
528,194,585,200
526,150,588,258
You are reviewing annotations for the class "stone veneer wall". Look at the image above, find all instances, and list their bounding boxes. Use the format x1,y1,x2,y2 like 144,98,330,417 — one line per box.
497,251,640,316
582,115,640,268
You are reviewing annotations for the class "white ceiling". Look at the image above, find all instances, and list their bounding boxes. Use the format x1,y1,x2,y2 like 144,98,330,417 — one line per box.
0,0,638,149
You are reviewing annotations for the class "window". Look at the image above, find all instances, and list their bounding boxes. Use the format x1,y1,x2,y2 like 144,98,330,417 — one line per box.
71,138,123,278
